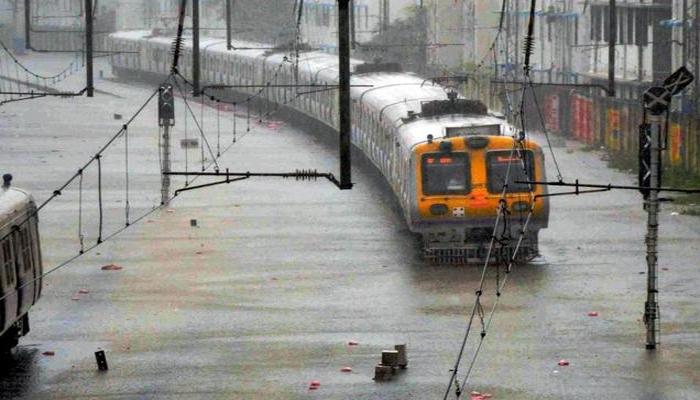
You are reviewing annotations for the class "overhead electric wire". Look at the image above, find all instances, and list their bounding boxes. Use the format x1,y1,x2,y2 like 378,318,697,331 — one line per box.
443,1,560,397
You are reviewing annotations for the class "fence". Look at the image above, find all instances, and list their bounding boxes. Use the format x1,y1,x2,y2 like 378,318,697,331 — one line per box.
466,77,700,177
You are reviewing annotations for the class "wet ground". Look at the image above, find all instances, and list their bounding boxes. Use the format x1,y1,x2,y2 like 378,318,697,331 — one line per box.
1,55,699,399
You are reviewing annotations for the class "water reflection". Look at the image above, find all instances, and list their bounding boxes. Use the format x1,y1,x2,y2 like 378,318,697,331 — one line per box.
0,346,40,399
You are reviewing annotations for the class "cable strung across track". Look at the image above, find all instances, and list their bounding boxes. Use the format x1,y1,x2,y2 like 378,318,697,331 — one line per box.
443,0,564,397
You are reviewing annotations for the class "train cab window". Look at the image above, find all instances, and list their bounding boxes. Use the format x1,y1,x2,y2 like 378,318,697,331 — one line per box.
2,239,15,287
486,150,535,194
422,152,470,195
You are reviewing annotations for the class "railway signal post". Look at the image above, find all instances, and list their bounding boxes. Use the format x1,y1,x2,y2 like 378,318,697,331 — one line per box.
159,84,175,204
640,67,694,350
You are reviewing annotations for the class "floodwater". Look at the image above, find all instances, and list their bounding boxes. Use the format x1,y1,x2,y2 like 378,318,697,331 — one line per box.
1,57,699,399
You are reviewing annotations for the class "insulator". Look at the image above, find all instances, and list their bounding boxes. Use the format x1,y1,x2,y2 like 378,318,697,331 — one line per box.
522,35,535,72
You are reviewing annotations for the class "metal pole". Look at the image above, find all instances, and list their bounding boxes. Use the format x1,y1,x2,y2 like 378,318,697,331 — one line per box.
696,0,700,114
24,0,30,50
644,114,662,350
505,0,510,78
350,0,355,49
683,0,688,68
338,0,352,189
192,0,200,96
420,0,427,76
382,0,389,33
85,0,94,97
162,125,171,204
515,0,520,78
608,0,616,97
226,0,232,50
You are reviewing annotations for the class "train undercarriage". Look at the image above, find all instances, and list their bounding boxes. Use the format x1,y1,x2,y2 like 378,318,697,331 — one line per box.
422,227,540,265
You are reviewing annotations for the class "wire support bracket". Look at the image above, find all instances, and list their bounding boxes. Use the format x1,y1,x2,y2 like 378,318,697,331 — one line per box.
518,180,700,195
165,169,346,191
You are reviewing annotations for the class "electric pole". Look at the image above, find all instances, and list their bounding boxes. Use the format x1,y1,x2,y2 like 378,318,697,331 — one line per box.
24,0,30,50
226,0,232,50
85,0,94,97
419,0,427,76
338,0,352,189
192,0,200,96
608,0,616,97
696,0,700,115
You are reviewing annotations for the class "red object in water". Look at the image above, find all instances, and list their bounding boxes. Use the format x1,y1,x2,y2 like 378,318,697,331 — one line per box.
42,351,55,356
101,264,122,271
78,289,90,294
587,311,599,317
347,340,359,346
340,366,352,373
309,380,321,390
558,359,570,366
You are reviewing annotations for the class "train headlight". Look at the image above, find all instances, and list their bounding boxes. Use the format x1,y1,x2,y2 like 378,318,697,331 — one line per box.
429,203,449,216
512,201,531,212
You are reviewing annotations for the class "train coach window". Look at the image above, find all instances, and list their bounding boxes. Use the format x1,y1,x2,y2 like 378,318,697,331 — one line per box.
20,228,33,272
486,150,535,194
422,153,470,195
2,239,14,286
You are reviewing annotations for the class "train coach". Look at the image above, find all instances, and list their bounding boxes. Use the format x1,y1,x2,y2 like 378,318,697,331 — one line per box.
107,31,549,263
0,174,42,353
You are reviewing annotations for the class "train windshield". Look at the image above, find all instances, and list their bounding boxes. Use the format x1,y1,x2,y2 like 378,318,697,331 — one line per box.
422,153,470,195
486,150,535,194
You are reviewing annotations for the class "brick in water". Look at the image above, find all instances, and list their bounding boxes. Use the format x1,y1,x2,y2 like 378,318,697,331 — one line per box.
373,364,393,382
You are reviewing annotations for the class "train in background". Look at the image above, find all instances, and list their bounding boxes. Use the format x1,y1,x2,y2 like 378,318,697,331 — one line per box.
0,174,42,353
107,31,549,263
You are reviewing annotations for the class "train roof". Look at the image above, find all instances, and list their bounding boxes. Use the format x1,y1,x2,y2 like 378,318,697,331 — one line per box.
109,30,517,150
0,186,34,227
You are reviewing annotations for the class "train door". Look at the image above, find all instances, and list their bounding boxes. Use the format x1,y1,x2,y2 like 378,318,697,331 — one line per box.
1,237,18,332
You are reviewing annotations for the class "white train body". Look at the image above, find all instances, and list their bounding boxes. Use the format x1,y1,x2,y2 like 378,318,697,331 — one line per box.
1,179,42,352
107,31,548,262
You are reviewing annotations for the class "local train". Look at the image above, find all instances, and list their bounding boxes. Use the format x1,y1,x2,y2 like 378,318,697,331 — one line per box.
107,31,549,263
0,174,42,353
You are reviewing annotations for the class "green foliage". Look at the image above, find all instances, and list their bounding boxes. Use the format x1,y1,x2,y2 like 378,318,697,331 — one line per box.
354,7,426,72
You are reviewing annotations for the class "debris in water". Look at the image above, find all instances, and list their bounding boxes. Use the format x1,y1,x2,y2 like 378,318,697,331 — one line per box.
308,380,321,390
558,359,570,366
347,340,359,346
78,289,90,294
587,311,599,317
101,264,122,271
42,351,55,356
340,366,352,373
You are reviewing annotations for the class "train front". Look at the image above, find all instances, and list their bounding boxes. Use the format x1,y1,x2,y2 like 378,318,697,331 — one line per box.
405,121,549,264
